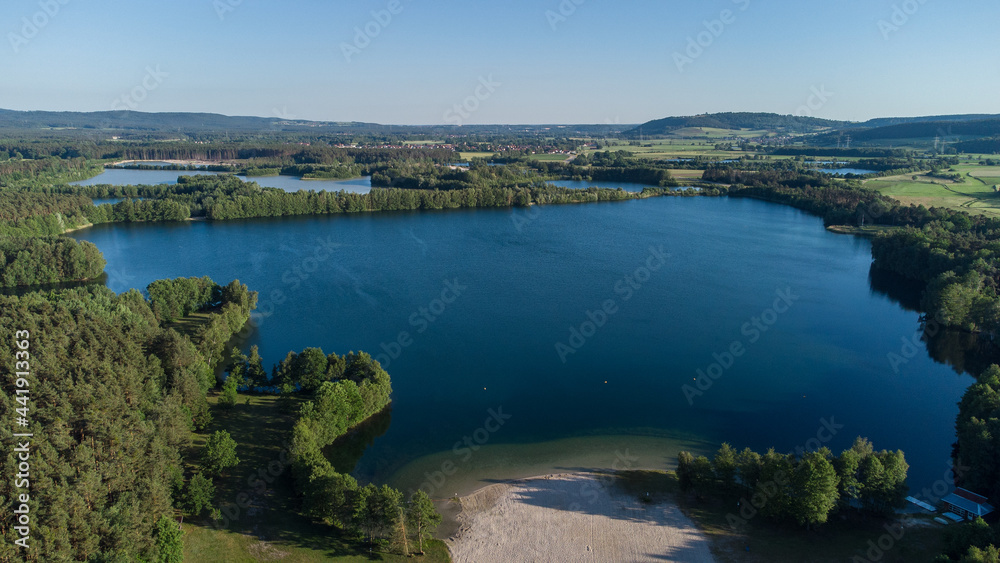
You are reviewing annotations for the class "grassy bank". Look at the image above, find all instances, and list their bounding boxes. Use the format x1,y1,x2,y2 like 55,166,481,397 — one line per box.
182,394,451,562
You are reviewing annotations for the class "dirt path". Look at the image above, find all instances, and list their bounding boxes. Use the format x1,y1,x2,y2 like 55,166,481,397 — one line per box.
447,473,716,563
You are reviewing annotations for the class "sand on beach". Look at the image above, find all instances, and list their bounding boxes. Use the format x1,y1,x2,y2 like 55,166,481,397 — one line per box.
446,473,716,563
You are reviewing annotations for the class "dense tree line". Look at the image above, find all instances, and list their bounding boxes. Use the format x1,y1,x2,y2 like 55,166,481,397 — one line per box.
0,236,105,287
677,438,908,528
954,364,1000,502
0,191,94,222
147,276,220,322
957,137,1000,154
0,140,456,167
0,156,101,187
371,161,548,191
205,183,642,220
87,198,191,224
217,343,442,551
246,349,441,552
0,278,253,561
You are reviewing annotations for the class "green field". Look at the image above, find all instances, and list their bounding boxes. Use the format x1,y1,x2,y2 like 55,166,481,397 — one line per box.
588,139,746,160
866,168,1000,216
182,394,451,562
457,151,494,160
525,153,571,161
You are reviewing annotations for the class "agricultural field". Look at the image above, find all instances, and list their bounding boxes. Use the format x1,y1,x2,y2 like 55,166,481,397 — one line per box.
457,151,495,160
668,169,706,180
589,139,747,160
526,153,572,161
866,167,1000,216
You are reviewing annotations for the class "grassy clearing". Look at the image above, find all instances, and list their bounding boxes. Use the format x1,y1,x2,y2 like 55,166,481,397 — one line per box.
964,166,1000,178
182,394,451,562
612,470,945,563
526,153,572,161
668,169,706,180
867,172,1000,216
826,225,903,237
457,152,494,160
166,311,215,339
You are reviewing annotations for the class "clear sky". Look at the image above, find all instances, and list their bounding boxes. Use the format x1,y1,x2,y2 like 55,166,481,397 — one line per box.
1,0,997,125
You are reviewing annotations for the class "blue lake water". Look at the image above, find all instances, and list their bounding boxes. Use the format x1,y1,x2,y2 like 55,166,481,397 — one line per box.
70,196,975,496
71,168,221,186
240,175,371,194
72,168,372,194
550,179,659,193
817,168,878,176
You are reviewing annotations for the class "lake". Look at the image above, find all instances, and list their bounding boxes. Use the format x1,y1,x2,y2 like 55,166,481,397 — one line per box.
72,168,372,194
550,179,660,193
817,168,878,176
70,196,975,497
240,174,371,194
71,168,221,186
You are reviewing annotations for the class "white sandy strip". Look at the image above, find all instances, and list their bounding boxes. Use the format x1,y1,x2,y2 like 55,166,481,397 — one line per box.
447,473,716,563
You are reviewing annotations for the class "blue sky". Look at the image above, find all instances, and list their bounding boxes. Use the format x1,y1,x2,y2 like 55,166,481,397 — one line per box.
1,0,997,124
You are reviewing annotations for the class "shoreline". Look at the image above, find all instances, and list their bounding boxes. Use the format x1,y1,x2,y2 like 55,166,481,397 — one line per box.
445,471,715,563
109,158,227,167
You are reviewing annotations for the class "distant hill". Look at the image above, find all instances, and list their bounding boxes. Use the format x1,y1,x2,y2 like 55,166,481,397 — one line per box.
0,109,634,138
626,112,852,137
811,118,1000,147
0,109,386,134
857,114,1000,129
955,137,1000,154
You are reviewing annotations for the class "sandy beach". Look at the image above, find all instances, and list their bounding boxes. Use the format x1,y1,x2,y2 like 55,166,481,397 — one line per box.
446,472,716,563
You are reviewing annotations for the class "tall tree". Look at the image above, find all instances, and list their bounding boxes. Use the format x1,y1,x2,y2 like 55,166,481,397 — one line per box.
791,450,840,528
406,490,442,555
154,516,183,563
202,430,240,476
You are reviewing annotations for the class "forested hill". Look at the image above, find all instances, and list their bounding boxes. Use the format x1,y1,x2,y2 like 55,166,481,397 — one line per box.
0,109,383,134
0,109,632,138
626,112,851,136
858,114,1000,129
811,118,1000,146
